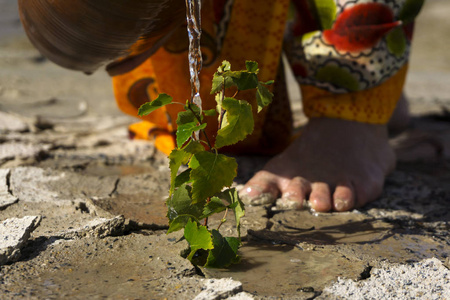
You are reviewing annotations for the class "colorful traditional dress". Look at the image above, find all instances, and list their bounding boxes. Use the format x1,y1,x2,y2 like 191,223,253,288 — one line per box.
112,0,424,154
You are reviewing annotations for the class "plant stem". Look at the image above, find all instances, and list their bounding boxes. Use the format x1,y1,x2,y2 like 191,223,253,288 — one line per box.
218,87,226,130
217,208,229,231
187,104,213,150
200,130,213,150
204,197,211,227
218,109,226,130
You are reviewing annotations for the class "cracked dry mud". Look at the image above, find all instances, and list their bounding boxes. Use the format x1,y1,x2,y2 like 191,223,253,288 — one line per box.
1,1,450,299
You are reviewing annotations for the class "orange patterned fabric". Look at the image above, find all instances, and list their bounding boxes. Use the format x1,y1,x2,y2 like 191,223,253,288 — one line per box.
128,122,175,155
111,0,418,155
112,0,291,155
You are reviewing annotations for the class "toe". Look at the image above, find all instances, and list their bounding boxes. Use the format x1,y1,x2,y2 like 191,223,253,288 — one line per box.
353,175,384,208
240,170,280,205
333,182,355,212
309,182,332,212
277,177,311,210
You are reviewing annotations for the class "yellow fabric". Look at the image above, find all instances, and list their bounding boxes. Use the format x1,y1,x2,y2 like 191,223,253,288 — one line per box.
215,0,291,153
301,64,409,124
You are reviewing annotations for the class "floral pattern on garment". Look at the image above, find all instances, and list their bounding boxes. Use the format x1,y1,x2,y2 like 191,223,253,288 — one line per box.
284,0,424,93
112,0,424,154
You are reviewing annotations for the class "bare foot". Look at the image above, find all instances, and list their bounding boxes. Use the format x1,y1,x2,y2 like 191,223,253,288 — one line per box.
239,118,396,212
388,93,410,134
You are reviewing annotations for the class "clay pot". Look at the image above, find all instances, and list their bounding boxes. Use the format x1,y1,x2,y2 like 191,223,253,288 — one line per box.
18,0,185,74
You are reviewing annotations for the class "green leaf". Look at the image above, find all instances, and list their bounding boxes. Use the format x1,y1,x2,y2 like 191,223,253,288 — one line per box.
211,62,234,94
215,98,254,149
399,0,424,24
217,188,245,238
203,109,218,117
189,151,237,203
215,92,224,107
245,61,259,73
182,140,205,154
230,71,259,91
211,75,225,94
169,140,204,194
256,82,274,113
184,219,213,261
174,168,192,189
166,184,205,233
166,184,204,221
218,60,231,72
138,93,173,116
204,230,240,268
212,61,260,94
168,215,196,234
211,74,235,94
176,122,207,148
188,249,209,267
202,197,227,218
177,104,202,125
386,27,407,57
263,80,274,85
168,149,190,195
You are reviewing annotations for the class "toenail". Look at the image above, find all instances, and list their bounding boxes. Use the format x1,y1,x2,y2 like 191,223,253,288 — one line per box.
282,192,298,199
253,193,275,205
276,197,302,210
334,198,349,211
242,185,263,197
239,189,275,206
310,197,332,212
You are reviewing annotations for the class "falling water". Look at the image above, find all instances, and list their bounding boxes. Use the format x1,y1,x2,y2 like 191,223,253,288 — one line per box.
185,0,202,112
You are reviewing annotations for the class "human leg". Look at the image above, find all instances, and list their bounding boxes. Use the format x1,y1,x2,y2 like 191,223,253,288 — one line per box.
240,0,424,211
389,93,410,133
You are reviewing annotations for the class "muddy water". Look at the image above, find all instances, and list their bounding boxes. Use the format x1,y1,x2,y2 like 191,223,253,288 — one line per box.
204,209,449,297
93,193,169,227
29,160,448,297
82,164,156,177
205,242,366,296
269,210,393,244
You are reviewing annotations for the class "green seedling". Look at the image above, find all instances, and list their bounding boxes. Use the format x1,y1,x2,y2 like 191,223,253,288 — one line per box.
138,60,274,268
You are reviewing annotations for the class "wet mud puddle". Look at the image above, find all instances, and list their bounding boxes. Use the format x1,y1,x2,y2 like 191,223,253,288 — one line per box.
203,210,449,297
25,155,447,298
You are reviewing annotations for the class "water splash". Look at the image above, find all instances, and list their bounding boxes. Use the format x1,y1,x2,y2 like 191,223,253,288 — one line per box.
185,0,202,112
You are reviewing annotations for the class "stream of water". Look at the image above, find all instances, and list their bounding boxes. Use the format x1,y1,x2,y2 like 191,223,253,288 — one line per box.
185,0,203,112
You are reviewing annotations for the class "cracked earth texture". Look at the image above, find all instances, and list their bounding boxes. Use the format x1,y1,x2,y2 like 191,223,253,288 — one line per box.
1,1,450,299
